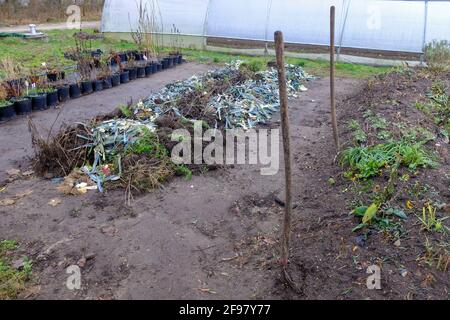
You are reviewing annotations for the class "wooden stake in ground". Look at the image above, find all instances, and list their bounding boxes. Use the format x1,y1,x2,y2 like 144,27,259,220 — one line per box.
274,31,294,275
330,6,340,150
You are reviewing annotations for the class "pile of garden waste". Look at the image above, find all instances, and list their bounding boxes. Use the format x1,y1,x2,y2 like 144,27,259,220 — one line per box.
33,61,313,193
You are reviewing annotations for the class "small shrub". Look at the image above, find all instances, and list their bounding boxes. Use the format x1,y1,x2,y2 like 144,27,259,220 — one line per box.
424,40,450,71
240,60,265,73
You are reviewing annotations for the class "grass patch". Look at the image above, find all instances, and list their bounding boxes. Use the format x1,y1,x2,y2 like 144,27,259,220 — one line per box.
0,28,390,79
0,240,33,300
181,48,390,78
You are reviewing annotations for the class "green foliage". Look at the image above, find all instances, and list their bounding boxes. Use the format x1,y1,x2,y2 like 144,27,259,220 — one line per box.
341,139,435,179
119,104,133,118
174,164,193,180
0,240,17,252
351,204,407,233
0,240,32,300
416,81,450,137
348,120,368,144
424,40,450,71
240,60,266,73
126,127,167,158
417,204,448,233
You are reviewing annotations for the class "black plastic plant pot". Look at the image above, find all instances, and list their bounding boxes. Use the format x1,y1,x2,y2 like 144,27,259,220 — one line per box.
126,68,138,80
119,53,127,62
178,55,183,64
30,94,47,111
47,73,58,82
161,59,168,69
152,63,158,73
137,67,146,78
93,80,103,92
47,71,65,82
120,71,130,84
46,91,58,107
145,65,153,77
157,63,162,72
69,83,81,99
81,81,94,95
134,52,144,61
14,98,32,115
111,74,121,87
0,102,16,121
103,77,113,89
57,86,70,102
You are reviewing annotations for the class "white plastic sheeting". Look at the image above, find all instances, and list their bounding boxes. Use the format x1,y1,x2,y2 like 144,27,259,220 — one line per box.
102,0,450,53
101,0,209,35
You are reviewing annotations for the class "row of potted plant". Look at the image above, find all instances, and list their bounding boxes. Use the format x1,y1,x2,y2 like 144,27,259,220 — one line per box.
0,51,184,122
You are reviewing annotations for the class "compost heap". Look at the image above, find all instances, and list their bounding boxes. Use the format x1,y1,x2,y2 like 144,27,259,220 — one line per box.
31,61,313,194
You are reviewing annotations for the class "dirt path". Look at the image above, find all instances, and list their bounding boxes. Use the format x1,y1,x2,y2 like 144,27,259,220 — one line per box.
0,62,211,183
0,70,370,299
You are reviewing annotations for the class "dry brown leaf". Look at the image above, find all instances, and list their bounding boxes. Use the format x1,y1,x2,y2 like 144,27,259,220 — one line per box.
198,288,217,294
22,170,35,176
19,285,41,299
48,198,62,207
15,189,33,199
6,168,20,176
0,198,16,206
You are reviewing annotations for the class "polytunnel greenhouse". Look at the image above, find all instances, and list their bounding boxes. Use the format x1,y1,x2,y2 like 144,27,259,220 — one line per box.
1,0,450,303
102,0,450,54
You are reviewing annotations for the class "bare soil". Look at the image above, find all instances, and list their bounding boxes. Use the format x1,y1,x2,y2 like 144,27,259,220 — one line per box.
0,63,447,300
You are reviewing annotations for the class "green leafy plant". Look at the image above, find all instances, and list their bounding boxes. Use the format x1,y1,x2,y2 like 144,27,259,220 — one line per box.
126,127,167,158
174,164,193,180
417,203,448,233
341,139,435,179
348,120,367,144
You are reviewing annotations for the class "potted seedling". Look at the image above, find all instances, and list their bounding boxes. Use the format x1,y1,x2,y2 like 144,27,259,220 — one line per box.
124,54,138,81
1,58,32,115
109,51,128,85
68,37,95,95
34,67,59,108
0,83,16,121
27,73,48,111
96,55,114,91
47,69,70,103
43,62,66,83
129,0,162,78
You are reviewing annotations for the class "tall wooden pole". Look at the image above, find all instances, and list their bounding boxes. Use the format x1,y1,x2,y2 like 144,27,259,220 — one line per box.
330,6,340,150
274,31,293,269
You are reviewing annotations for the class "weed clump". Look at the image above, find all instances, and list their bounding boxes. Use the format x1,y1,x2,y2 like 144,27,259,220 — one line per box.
424,40,450,71
0,240,32,300
341,140,435,179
